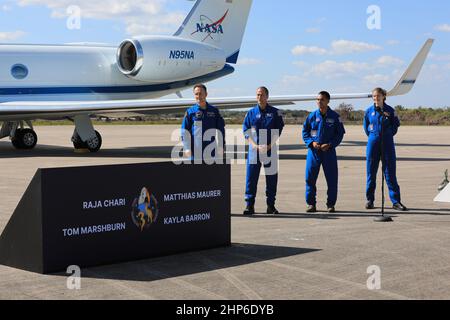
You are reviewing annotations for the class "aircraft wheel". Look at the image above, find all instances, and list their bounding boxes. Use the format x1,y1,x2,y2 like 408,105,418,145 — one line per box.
71,132,85,149
21,129,38,149
86,131,102,153
72,130,102,152
12,129,38,150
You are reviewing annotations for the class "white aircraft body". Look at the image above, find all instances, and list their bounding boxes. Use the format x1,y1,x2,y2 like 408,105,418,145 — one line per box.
0,0,434,152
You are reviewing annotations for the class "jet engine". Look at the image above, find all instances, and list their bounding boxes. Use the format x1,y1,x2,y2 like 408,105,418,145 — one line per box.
116,36,226,83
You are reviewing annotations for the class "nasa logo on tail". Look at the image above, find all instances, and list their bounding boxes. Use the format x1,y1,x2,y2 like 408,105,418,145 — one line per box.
191,10,229,42
131,187,159,232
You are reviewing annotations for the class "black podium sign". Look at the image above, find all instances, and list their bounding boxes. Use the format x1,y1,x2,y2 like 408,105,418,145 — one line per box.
0,163,231,274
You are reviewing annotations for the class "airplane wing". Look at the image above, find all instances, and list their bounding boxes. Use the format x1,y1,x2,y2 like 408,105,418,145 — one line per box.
0,39,434,120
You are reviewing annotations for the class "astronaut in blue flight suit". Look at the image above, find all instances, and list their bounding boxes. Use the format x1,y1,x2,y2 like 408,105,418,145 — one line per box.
302,91,345,213
181,84,225,163
364,87,407,211
243,87,285,215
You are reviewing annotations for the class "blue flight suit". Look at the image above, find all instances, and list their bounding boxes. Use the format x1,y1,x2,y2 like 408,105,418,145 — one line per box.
181,103,225,161
243,105,285,206
364,104,401,204
303,107,345,207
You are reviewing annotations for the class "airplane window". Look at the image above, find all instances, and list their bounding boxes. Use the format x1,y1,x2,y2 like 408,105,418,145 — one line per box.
11,64,29,80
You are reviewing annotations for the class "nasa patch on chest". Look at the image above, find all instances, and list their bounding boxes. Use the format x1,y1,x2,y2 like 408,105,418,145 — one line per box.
195,111,203,120
326,118,335,124
267,113,273,118
207,112,216,118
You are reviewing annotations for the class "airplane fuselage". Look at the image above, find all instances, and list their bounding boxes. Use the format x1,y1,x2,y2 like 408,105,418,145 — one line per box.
0,36,229,104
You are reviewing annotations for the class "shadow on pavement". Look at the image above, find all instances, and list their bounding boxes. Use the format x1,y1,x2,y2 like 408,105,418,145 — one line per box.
51,243,319,281
2,142,450,163
232,209,450,219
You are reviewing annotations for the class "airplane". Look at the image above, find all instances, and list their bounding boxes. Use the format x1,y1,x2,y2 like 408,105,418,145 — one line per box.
0,0,434,152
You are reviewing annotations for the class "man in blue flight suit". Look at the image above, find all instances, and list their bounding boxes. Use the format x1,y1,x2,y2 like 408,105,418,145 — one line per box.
181,84,225,163
302,91,345,213
243,87,285,215
364,87,407,211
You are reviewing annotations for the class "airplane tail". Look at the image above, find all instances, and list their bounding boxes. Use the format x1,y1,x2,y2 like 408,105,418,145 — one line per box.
388,39,434,97
174,0,253,64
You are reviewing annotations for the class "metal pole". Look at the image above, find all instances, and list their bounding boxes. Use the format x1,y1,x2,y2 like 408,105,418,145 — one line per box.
375,106,393,222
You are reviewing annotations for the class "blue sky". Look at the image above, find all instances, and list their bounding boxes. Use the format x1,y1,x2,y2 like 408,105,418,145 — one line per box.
1,0,449,109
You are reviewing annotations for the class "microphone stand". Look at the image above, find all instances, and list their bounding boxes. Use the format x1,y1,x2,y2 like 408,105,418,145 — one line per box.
375,105,393,222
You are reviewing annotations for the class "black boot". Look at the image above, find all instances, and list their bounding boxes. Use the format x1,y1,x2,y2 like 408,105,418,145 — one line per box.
266,205,279,215
365,201,375,210
393,202,408,211
243,204,255,216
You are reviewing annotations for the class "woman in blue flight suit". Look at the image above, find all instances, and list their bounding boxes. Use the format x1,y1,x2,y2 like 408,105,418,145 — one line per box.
364,87,407,211
243,87,285,215
302,91,345,213
181,84,225,163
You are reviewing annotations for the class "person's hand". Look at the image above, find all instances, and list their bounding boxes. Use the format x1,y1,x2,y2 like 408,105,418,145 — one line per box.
184,150,192,158
312,142,321,150
258,145,269,153
321,144,331,152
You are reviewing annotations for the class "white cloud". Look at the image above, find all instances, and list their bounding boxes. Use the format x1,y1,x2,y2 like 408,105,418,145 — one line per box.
2,4,13,11
291,40,382,56
293,61,308,68
331,40,382,55
289,54,404,83
291,45,327,56
435,24,450,32
376,56,404,67
237,57,263,66
0,31,26,41
304,60,371,79
125,12,185,35
306,27,320,33
363,74,391,85
430,53,450,62
387,40,400,46
281,75,308,85
16,0,185,35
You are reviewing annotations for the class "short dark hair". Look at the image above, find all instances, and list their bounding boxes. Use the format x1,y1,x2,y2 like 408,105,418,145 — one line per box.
193,84,207,93
257,86,269,96
318,91,331,101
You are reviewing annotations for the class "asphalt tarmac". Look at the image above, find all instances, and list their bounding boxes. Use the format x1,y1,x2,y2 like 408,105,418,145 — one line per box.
0,125,449,300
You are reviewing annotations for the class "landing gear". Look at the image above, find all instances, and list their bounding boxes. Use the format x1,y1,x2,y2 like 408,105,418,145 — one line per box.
71,115,103,153
12,129,38,150
71,130,102,153
1,121,38,150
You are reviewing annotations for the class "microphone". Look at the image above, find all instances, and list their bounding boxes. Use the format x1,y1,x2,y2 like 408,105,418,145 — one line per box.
375,105,383,114
376,106,388,120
